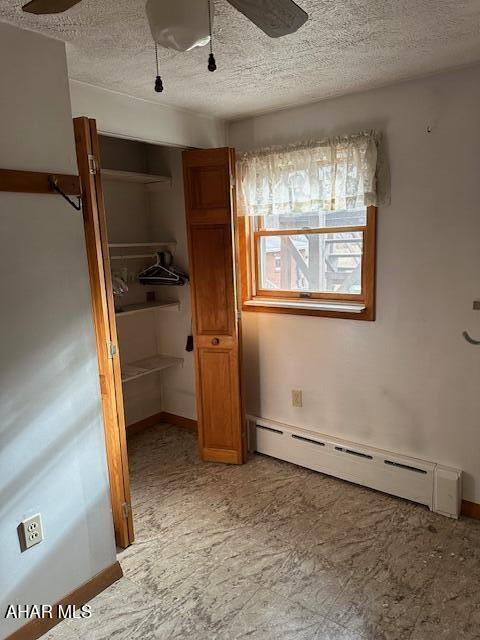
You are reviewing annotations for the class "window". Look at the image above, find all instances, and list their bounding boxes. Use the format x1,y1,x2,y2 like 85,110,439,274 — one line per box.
238,206,376,320
236,131,383,320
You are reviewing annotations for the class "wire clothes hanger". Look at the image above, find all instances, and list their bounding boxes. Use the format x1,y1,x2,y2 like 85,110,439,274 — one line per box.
138,250,189,286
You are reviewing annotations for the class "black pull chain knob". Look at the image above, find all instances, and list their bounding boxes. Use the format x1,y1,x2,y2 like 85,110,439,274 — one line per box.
208,52,217,72
207,0,217,72
154,43,164,93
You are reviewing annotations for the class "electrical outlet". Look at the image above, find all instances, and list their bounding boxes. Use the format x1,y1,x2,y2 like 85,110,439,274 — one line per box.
19,513,43,551
292,389,303,407
473,300,480,311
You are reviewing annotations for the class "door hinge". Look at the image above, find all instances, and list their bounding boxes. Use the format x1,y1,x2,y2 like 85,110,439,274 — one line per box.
236,310,242,321
88,154,99,175
122,502,132,519
107,341,117,359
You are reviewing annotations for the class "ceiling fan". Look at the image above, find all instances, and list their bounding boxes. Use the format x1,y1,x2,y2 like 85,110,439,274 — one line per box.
22,0,308,92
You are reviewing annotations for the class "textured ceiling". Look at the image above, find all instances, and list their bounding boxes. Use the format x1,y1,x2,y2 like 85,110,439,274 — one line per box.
2,0,480,119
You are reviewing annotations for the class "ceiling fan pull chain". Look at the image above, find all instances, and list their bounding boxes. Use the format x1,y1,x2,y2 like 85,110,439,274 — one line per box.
207,0,217,72
154,42,163,92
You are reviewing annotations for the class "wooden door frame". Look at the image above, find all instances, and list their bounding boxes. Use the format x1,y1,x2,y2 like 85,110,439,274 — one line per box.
74,117,134,548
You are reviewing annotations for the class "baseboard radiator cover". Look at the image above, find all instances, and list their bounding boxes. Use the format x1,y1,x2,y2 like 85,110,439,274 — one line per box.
247,415,462,519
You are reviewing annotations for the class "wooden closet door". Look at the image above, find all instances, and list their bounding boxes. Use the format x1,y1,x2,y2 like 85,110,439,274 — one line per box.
74,117,134,547
183,148,246,464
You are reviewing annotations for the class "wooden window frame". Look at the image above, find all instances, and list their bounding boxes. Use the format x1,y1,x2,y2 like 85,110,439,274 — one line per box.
237,206,377,321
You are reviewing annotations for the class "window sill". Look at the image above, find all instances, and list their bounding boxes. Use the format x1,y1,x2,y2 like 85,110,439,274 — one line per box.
242,298,372,320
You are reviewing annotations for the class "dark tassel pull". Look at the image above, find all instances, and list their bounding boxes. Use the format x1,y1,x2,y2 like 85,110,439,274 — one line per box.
208,52,217,72
186,319,194,352
207,0,217,72
153,43,163,93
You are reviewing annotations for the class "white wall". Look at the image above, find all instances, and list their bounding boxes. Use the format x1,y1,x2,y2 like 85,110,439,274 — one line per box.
228,65,480,503
0,23,116,639
148,147,197,421
70,80,226,149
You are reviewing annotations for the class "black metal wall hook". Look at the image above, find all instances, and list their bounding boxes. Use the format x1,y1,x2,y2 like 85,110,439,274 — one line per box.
48,175,82,212
463,330,480,345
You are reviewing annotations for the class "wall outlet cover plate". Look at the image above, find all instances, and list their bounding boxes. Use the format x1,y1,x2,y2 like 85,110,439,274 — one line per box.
19,513,44,551
292,389,303,407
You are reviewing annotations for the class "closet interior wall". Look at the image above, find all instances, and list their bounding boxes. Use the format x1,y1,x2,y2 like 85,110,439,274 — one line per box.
98,135,196,427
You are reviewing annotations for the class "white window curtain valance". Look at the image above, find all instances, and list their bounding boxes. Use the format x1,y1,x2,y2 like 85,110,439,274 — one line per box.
236,130,389,217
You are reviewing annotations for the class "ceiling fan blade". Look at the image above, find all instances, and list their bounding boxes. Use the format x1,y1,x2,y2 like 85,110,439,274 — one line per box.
227,0,308,38
22,0,82,14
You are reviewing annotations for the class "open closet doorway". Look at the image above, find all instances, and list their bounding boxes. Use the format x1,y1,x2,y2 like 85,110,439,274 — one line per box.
74,117,246,549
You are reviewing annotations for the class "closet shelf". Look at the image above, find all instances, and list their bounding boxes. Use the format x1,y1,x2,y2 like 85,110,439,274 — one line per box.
115,300,179,317
102,168,172,188
121,355,183,384
108,242,176,249
109,242,176,252
109,242,177,260
110,254,157,260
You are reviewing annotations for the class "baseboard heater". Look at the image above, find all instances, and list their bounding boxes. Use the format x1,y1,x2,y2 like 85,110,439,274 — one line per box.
247,416,462,519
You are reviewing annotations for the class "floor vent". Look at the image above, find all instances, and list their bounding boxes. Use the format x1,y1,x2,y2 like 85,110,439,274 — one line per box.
247,415,462,519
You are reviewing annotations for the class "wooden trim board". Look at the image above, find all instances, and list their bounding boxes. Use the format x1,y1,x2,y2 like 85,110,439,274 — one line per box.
88,118,134,546
74,117,133,548
0,168,80,195
461,500,480,520
160,412,197,431
127,412,197,437
5,562,122,640
126,412,165,437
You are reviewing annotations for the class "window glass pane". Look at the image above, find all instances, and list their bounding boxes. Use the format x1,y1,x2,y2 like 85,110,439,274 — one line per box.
260,208,366,231
259,232,363,295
